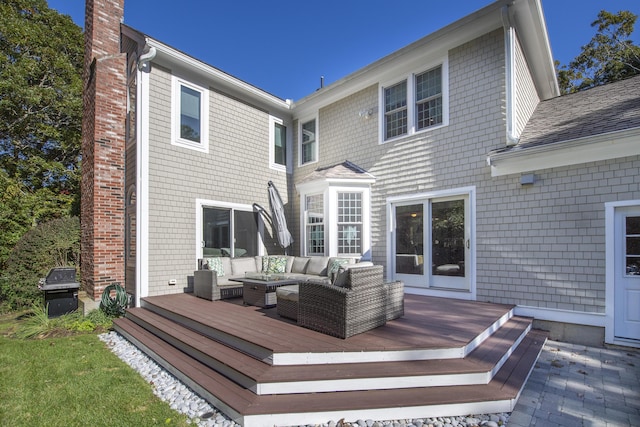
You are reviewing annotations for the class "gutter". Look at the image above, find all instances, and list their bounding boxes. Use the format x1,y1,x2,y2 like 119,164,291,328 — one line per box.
137,46,156,71
502,5,519,146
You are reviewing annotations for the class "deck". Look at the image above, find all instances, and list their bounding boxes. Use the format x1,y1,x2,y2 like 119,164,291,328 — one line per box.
113,293,547,427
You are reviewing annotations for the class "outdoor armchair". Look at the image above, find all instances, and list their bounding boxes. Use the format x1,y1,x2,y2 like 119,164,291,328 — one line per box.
297,265,389,338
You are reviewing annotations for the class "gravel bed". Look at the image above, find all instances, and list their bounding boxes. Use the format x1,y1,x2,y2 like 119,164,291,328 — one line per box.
99,331,510,427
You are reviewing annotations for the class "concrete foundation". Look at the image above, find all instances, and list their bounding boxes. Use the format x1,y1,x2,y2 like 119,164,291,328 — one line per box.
533,319,605,348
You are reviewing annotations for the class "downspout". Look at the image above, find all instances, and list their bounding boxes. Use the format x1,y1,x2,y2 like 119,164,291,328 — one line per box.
137,45,156,71
135,44,155,307
501,6,519,146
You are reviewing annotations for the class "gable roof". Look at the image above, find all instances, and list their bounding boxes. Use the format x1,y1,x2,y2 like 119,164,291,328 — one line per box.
487,75,640,176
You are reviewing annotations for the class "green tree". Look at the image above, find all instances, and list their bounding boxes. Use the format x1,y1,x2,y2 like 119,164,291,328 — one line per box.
0,0,83,267
557,10,640,94
0,216,80,313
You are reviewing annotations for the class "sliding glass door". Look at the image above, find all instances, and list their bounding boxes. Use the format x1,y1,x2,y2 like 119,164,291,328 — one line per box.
202,207,258,258
393,194,470,291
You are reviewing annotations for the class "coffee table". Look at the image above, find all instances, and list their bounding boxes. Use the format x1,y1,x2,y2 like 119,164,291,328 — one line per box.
233,274,299,307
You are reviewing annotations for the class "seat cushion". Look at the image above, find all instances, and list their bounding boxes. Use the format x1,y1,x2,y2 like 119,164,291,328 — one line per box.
276,285,299,302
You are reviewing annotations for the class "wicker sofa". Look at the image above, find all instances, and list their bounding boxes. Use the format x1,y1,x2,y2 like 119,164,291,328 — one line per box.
193,255,356,301
291,265,404,339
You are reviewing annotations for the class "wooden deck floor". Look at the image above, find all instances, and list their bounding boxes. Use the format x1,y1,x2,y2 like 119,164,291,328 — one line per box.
113,292,547,427
143,292,515,356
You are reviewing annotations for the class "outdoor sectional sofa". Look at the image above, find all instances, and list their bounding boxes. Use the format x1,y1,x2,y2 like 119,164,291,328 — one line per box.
193,255,358,301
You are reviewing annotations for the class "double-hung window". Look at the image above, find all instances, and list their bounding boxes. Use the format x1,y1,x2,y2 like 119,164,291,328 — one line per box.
415,67,443,130
381,62,446,142
337,192,362,255
300,118,317,165
305,194,325,255
172,76,209,152
384,81,408,139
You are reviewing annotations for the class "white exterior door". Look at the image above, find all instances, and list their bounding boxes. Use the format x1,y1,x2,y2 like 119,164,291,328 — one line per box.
614,206,640,342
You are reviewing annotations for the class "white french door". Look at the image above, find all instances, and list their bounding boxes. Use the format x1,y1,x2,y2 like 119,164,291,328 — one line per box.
392,193,471,292
614,206,640,341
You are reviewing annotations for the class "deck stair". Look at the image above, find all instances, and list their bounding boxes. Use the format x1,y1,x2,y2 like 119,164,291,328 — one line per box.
112,293,547,427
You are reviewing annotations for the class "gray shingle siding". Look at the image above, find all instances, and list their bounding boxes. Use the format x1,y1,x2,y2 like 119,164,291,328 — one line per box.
144,66,288,295
478,156,640,312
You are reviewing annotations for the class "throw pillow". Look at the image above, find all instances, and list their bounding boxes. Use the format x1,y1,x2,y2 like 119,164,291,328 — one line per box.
267,256,287,273
328,258,350,276
332,266,350,287
205,257,225,277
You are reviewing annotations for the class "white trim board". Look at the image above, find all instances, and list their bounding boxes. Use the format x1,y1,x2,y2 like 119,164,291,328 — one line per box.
515,305,606,328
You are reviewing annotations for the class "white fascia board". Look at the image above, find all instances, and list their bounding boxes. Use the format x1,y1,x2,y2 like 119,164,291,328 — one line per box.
145,38,292,114
508,0,560,99
488,128,640,177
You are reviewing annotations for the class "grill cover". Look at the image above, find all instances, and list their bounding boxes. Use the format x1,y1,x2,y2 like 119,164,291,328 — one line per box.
38,267,80,290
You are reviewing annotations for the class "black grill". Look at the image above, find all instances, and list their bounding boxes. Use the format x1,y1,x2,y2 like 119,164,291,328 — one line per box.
39,267,80,317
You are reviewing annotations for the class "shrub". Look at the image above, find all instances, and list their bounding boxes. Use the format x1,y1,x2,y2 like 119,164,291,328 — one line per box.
0,217,80,313
13,306,114,339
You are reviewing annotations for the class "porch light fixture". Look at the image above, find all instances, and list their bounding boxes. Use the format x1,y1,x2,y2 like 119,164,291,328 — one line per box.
358,108,375,120
520,173,536,186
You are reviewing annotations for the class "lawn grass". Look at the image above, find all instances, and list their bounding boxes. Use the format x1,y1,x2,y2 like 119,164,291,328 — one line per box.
0,314,190,427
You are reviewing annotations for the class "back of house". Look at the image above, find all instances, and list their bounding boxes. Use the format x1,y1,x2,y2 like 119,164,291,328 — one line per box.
82,0,640,348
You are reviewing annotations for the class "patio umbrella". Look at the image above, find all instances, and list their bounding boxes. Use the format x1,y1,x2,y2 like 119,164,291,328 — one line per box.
268,181,294,250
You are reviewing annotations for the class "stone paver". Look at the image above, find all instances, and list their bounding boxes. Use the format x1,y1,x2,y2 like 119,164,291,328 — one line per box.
509,340,640,427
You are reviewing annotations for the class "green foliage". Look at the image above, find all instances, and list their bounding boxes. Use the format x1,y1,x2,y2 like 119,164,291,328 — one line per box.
0,0,83,267
12,305,114,339
0,216,80,313
0,333,190,426
558,10,640,94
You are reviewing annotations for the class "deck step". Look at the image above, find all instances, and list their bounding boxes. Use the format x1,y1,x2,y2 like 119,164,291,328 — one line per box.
124,307,533,395
140,293,518,365
113,316,547,427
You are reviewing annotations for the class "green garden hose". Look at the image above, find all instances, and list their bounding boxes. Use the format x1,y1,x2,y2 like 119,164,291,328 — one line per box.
100,283,129,317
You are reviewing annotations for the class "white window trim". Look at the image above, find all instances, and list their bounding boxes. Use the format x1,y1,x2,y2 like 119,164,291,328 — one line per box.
302,192,326,256
386,186,475,300
171,76,209,153
298,115,319,166
379,58,449,144
195,199,264,262
299,182,372,259
269,115,292,173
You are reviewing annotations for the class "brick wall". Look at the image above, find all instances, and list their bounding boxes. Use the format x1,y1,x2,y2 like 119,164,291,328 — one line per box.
81,0,127,300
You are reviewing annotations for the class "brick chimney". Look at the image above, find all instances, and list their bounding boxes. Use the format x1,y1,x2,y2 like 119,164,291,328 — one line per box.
81,0,127,301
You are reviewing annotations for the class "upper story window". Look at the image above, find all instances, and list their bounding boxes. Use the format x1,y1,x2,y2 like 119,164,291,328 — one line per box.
415,67,443,130
300,117,318,165
269,116,291,173
380,61,447,143
171,76,209,153
384,81,408,139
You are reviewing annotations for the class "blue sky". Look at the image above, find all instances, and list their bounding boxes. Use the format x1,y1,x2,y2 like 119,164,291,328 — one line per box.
48,0,639,101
